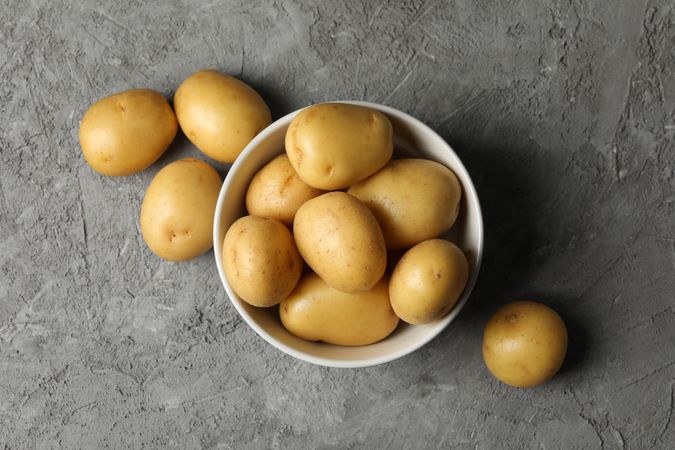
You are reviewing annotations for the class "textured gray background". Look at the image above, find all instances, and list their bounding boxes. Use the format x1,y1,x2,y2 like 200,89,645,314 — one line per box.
1,0,674,448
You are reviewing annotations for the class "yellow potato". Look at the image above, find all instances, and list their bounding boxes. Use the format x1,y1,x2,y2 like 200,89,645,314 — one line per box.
293,192,386,293
140,159,221,261
280,273,399,346
285,103,393,190
174,70,272,163
482,301,568,388
348,158,462,249
389,239,469,324
222,215,302,307
79,89,177,176
245,154,325,226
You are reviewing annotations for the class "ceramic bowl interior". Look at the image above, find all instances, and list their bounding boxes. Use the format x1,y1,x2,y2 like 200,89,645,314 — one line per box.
213,101,484,368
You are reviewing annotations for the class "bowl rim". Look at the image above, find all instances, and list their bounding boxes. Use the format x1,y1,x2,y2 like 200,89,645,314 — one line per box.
213,100,484,368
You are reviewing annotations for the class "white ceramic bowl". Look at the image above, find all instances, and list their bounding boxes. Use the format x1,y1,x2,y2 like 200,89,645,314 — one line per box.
213,101,483,368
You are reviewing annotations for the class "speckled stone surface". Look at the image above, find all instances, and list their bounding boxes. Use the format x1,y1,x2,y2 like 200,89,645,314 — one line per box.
1,0,675,448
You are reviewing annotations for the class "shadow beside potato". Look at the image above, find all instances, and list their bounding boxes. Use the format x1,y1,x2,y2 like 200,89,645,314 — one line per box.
422,114,589,384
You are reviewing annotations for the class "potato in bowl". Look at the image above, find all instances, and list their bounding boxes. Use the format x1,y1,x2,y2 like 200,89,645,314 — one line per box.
213,101,484,368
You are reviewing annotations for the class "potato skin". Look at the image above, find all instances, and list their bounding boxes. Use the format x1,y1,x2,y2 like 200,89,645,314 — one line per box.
174,70,272,163
348,158,462,249
140,158,221,261
222,215,302,307
285,103,393,190
389,239,469,324
293,192,386,293
79,89,177,176
482,301,568,388
280,273,399,346
245,154,325,226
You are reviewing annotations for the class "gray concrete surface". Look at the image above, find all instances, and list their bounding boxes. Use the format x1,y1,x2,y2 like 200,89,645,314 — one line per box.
1,0,674,448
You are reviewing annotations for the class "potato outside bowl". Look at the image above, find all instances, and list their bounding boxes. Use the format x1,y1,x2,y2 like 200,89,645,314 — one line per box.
213,101,484,368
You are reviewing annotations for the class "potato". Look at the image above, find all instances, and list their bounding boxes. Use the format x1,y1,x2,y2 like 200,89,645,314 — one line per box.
222,215,302,307
293,192,386,293
389,239,468,324
140,158,221,261
280,273,399,346
348,158,462,249
482,301,568,388
285,103,393,190
174,70,272,163
79,89,177,176
245,154,325,226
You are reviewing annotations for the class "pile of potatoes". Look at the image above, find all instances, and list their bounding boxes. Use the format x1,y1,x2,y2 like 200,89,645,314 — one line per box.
79,69,271,261
80,70,568,388
222,103,469,346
